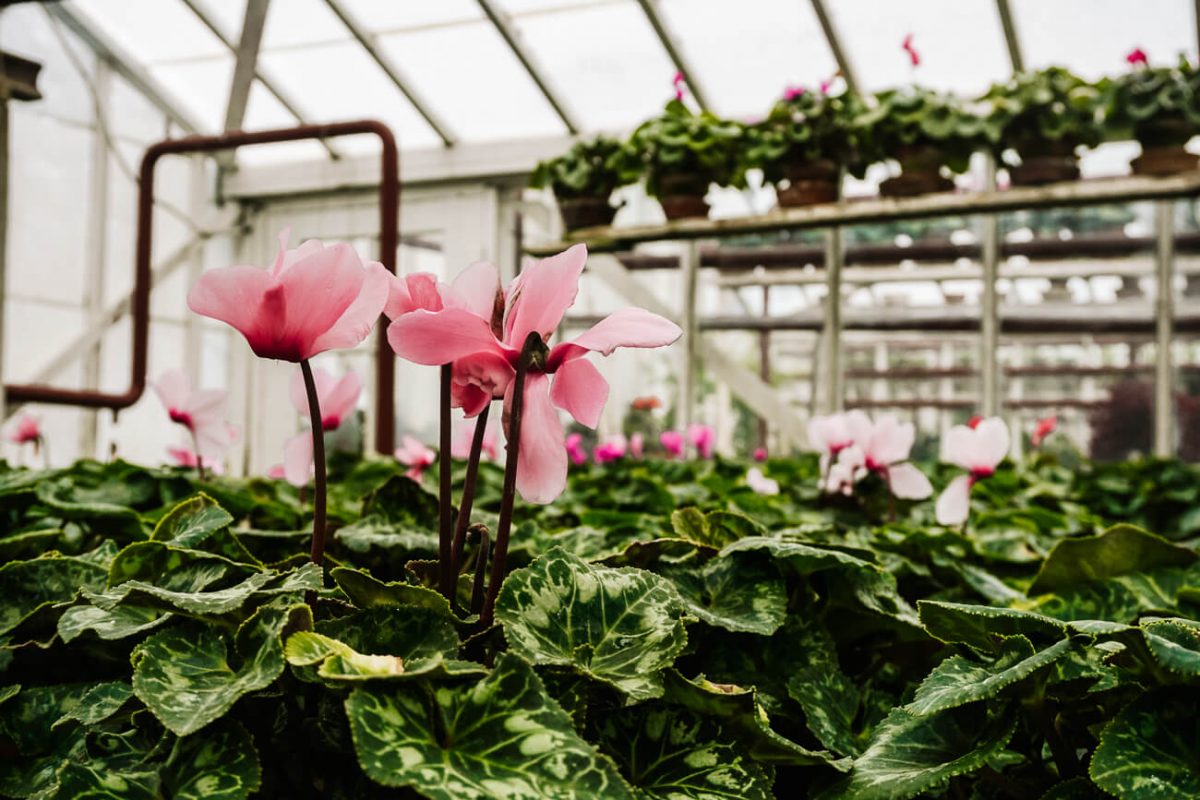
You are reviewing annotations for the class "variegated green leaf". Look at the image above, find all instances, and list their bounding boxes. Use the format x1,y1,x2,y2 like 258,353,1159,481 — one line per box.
918,600,1067,651
106,541,254,592
57,603,171,643
1038,778,1109,799
53,681,133,728
286,630,483,682
1091,688,1200,798
48,765,160,799
905,635,1074,716
595,705,775,800
345,653,634,799
150,493,234,548
660,552,787,635
331,566,456,618
131,600,310,735
334,517,439,555
0,684,89,797
1141,617,1200,676
784,616,862,756
1028,564,1200,623
819,704,1017,800
162,719,262,800
496,547,687,700
1029,524,1197,595
35,473,145,539
0,553,108,637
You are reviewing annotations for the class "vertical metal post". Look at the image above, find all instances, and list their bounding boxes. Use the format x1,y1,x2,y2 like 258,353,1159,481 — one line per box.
79,59,111,458
679,240,700,432
821,226,844,413
0,91,8,420
980,156,1001,417
1154,199,1176,457
758,284,770,450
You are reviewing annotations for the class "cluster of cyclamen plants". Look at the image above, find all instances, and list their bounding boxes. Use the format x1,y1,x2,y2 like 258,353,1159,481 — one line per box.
186,231,681,622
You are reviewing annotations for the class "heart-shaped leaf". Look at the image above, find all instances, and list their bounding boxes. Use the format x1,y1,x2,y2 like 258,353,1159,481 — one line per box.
150,493,234,548
162,719,261,800
1091,687,1200,798
660,552,787,635
1141,617,1200,676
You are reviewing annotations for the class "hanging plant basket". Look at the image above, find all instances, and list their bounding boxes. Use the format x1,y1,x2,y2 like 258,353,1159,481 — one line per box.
880,144,954,198
776,158,840,207
1131,116,1199,176
656,172,711,220
557,197,618,232
1009,137,1081,186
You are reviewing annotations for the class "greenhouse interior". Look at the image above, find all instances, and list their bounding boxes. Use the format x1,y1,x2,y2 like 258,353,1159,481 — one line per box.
1,0,1199,797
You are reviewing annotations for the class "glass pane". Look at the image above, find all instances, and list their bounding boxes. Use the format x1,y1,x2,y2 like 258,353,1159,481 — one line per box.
829,0,1010,95
340,0,481,31
261,0,352,49
658,0,838,119
1,5,98,127
376,21,566,142
500,0,677,132
150,55,235,133
72,0,228,63
1012,0,1194,79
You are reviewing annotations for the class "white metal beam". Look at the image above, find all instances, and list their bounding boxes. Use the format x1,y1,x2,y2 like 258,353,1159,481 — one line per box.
634,0,712,112
995,0,1025,73
43,4,204,135
224,0,269,134
808,0,859,97
475,0,579,134
323,0,457,147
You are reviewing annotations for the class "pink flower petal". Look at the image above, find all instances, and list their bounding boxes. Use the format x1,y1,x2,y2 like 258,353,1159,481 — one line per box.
548,307,682,366
276,244,366,359
187,266,277,353
936,475,972,526
323,371,363,427
290,367,337,418
447,261,502,322
886,462,933,500
549,357,609,428
308,261,390,357
867,415,914,466
284,433,314,487
451,351,516,415
153,369,191,414
511,372,567,504
504,244,587,347
388,308,509,366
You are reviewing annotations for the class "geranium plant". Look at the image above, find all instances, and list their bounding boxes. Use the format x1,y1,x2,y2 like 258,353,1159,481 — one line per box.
529,136,636,230
1102,53,1200,173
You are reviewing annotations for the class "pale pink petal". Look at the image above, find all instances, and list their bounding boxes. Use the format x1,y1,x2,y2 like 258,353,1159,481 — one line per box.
887,462,933,500
939,425,976,470
746,467,780,495
388,308,508,366
974,418,1010,469
844,411,874,450
382,271,414,320
323,372,363,427
187,266,277,351
307,262,390,357
548,307,681,367
549,358,609,428
186,388,227,428
284,433,314,487
383,272,444,320
193,418,237,460
630,433,645,459
869,415,915,466
504,244,587,347
510,373,567,504
936,474,973,526
290,367,338,418
153,370,191,413
448,261,502,321
276,244,365,358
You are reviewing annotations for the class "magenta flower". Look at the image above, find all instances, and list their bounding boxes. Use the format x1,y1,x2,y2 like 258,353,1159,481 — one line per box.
672,71,686,100
936,417,1009,526
753,447,767,462
783,85,806,101
902,34,920,67
630,433,645,460
565,433,588,466
7,413,40,446
387,245,681,503
153,369,238,460
593,434,628,464
395,435,437,483
1031,415,1057,448
188,229,389,363
1126,47,1148,66
688,423,715,459
836,413,933,500
660,430,685,459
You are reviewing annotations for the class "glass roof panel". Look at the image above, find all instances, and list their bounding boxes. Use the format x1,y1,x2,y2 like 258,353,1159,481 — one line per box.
259,39,442,148
194,0,247,42
1011,0,1195,79
339,0,482,32
376,21,566,141
71,0,228,63
499,0,613,14
658,0,838,120
260,0,351,50
829,0,1011,96
149,54,234,132
498,0,677,134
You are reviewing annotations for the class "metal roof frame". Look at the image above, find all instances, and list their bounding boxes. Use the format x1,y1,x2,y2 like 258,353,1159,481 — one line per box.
634,0,712,112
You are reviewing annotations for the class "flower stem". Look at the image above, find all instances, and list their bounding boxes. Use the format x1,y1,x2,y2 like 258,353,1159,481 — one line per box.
437,365,455,601
468,523,491,615
191,430,207,482
300,359,328,568
451,403,491,572
480,333,540,627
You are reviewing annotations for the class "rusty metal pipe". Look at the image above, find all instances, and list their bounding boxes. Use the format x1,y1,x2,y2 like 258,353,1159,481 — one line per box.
5,120,400,454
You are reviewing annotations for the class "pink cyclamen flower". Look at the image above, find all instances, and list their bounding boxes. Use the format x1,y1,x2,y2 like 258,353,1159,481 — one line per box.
673,71,686,100
387,245,681,503
283,367,361,487
565,433,588,466
188,228,389,363
395,435,437,483
1031,415,1057,448
746,467,779,496
1126,47,1148,66
630,433,645,460
8,413,40,445
839,413,933,500
808,412,862,476
753,447,767,462
783,85,806,101
593,434,628,464
167,447,224,476
267,464,287,480
688,423,715,459
936,417,1010,526
452,414,499,461
153,369,238,459
902,33,920,67
825,446,863,495
660,430,685,459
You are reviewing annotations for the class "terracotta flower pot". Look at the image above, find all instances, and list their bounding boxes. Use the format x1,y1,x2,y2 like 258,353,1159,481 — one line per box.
656,172,711,221
1009,137,1080,186
776,158,839,208
557,197,617,232
880,144,954,198
1131,115,1199,176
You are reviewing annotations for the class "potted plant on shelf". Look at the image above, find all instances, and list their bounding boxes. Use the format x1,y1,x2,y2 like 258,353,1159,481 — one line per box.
980,66,1104,185
856,87,989,197
529,136,635,232
1102,53,1200,176
742,86,868,207
627,98,744,220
